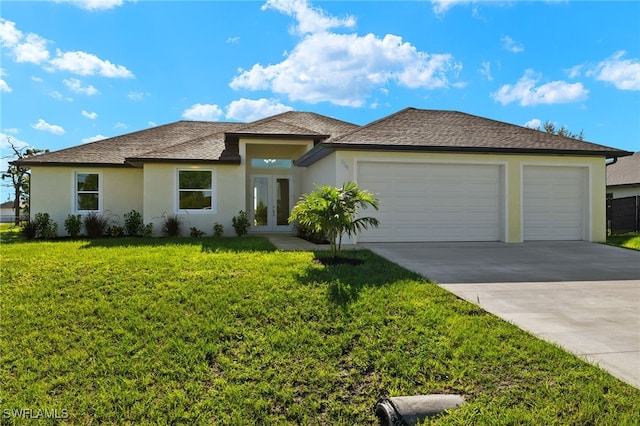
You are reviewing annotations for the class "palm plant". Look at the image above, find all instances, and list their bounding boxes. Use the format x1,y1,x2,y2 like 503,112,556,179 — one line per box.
289,181,380,258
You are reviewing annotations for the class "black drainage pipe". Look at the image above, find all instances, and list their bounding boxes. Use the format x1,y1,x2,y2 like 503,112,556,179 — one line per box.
375,394,465,425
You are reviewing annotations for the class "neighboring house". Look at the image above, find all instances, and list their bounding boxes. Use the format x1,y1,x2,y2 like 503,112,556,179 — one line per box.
606,151,640,199
13,107,631,243
1,200,15,223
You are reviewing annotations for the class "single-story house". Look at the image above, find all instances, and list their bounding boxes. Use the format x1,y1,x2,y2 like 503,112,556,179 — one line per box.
606,151,640,199
13,107,631,242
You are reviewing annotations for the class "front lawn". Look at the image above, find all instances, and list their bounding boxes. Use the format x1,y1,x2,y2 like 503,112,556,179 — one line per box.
607,233,640,250
2,237,639,424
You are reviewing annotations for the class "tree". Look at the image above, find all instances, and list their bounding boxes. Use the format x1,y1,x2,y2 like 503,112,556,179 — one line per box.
289,181,380,258
540,121,584,140
1,137,48,224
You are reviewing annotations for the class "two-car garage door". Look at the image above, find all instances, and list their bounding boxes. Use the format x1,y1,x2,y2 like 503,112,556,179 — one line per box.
357,162,503,242
356,161,588,242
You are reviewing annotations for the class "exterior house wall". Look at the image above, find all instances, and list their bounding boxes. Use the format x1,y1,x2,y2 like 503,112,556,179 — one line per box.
330,151,606,243
142,162,244,237
607,186,640,199
30,166,143,235
301,151,338,194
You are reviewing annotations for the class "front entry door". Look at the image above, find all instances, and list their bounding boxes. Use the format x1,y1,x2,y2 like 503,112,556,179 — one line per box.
250,175,293,232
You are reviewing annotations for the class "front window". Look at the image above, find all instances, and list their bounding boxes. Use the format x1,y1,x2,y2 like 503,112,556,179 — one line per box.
75,172,100,212
178,169,215,212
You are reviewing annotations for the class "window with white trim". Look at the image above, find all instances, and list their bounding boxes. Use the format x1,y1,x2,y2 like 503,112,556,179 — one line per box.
178,169,216,212
75,172,101,212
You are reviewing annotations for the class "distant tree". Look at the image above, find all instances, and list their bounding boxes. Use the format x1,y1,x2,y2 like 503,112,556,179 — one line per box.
539,121,584,140
1,137,48,224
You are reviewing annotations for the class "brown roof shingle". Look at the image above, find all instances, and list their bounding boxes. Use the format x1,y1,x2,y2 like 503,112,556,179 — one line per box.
607,151,640,186
327,108,628,153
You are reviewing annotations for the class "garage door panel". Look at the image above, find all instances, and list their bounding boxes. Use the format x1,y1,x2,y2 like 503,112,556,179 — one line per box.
523,166,586,241
357,162,502,242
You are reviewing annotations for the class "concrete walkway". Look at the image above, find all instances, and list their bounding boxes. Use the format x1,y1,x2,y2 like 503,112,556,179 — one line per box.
362,241,640,389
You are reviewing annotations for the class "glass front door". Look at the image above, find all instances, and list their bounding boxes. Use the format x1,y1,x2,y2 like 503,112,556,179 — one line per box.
250,175,293,232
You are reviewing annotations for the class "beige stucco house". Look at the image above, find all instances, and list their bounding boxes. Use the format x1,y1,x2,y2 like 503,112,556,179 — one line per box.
14,107,631,243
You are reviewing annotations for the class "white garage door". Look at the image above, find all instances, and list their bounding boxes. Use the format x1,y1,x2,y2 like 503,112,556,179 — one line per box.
357,162,502,242
523,166,586,241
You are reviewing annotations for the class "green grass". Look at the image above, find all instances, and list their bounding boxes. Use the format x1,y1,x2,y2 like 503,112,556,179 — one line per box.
607,232,640,251
1,236,639,424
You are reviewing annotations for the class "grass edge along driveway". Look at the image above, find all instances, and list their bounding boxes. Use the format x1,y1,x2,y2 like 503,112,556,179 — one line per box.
1,236,639,424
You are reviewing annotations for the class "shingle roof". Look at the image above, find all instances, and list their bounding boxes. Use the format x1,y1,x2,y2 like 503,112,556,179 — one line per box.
15,121,241,166
607,151,640,186
13,111,358,167
13,108,630,168
328,108,628,154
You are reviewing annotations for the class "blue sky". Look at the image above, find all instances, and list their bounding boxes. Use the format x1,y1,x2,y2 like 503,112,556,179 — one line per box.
1,0,639,198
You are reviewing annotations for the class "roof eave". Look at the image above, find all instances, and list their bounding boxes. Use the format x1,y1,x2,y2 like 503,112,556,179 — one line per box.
296,143,632,166
10,160,132,168
124,157,242,165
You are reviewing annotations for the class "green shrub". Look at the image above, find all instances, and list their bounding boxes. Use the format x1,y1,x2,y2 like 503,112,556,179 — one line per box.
124,209,144,236
232,210,250,237
295,221,327,244
108,225,124,237
213,222,224,238
34,212,58,239
142,223,153,238
21,221,37,240
190,227,205,238
83,212,109,238
64,214,83,238
161,213,182,237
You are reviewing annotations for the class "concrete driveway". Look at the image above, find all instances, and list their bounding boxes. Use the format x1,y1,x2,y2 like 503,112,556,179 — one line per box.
361,241,640,388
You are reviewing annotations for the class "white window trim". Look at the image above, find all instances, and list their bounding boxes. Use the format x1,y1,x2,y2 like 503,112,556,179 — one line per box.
176,168,217,214
73,170,103,214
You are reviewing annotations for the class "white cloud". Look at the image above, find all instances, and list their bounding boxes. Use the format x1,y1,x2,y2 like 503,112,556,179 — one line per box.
128,91,149,101
14,33,50,64
82,110,98,119
524,118,542,129
491,70,588,106
226,98,293,121
0,18,22,47
64,78,99,95
49,50,134,78
501,35,524,53
182,103,224,121
3,128,19,134
113,122,128,130
31,119,65,135
148,121,157,127
31,76,44,83
588,51,640,91
226,36,240,44
262,0,356,35
431,0,473,16
565,64,583,79
82,134,107,143
55,0,129,11
0,76,11,93
49,91,73,101
479,61,493,81
231,32,460,107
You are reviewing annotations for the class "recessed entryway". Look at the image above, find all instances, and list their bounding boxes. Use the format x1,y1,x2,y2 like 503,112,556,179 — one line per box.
250,175,293,232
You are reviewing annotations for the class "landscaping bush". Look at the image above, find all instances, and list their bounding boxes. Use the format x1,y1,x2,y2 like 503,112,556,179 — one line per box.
64,214,83,238
213,222,224,238
124,209,144,236
83,212,109,238
190,226,205,238
34,212,58,239
232,210,250,236
161,213,182,237
295,221,327,244
21,221,37,240
142,223,153,238
108,225,124,237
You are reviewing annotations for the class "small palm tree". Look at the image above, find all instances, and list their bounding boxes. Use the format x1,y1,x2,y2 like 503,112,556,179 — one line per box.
289,181,380,258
